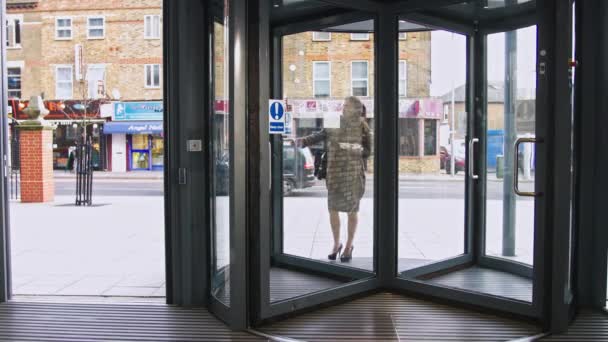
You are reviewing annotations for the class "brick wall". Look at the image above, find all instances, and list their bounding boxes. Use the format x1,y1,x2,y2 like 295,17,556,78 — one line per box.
7,0,163,102
19,128,54,202
282,31,431,100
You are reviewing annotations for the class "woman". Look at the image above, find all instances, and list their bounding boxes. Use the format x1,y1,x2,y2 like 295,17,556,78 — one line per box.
299,96,371,262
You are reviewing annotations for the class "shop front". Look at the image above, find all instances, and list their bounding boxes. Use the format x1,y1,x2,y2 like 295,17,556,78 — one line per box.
103,101,164,172
7,99,109,171
287,98,443,173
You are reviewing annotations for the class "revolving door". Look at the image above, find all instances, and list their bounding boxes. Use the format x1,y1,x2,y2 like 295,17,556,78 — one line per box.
202,0,577,333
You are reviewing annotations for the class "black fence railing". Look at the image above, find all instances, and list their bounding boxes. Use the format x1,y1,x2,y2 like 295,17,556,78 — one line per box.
75,138,94,206
9,169,20,200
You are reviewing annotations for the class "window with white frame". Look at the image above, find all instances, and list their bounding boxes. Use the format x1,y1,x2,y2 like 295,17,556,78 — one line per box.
145,64,161,88
399,60,407,97
7,67,21,99
351,33,369,41
399,32,407,40
313,62,330,98
144,15,161,39
87,16,105,39
6,15,22,48
55,17,72,40
312,32,331,41
87,65,106,99
351,61,368,97
56,66,73,99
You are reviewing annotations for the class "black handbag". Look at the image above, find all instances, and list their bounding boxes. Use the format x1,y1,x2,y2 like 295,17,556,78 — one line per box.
317,151,328,180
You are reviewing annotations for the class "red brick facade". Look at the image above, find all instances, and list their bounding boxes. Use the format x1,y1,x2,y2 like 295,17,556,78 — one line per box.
19,128,55,202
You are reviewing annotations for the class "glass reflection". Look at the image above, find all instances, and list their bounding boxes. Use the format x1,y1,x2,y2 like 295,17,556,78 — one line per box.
211,5,231,306
273,25,376,303
484,26,537,267
398,30,467,272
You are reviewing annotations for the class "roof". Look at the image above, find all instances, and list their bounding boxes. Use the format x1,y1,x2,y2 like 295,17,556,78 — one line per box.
441,81,536,103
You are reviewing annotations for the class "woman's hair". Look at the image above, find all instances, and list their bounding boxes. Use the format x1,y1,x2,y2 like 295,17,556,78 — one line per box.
343,96,363,120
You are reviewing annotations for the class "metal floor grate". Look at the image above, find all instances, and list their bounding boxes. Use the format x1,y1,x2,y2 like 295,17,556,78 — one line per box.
541,309,608,341
259,292,541,341
0,301,264,341
428,266,533,302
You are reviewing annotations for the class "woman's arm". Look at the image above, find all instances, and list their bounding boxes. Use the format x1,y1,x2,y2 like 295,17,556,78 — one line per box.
299,129,327,147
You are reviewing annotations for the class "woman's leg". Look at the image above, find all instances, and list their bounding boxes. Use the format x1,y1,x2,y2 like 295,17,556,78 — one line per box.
329,210,341,251
345,212,358,251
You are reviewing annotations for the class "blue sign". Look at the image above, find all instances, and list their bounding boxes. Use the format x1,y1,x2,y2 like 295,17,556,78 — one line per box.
103,121,163,134
270,101,284,120
269,100,285,134
114,101,163,121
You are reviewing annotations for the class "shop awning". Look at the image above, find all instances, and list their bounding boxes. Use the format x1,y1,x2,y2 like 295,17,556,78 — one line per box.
103,121,163,134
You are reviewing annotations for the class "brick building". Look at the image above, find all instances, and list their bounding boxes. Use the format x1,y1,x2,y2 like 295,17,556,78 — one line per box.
282,30,442,173
6,0,163,172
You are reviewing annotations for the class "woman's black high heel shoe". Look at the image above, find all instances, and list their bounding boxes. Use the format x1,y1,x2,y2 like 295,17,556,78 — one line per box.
340,246,354,262
328,243,343,261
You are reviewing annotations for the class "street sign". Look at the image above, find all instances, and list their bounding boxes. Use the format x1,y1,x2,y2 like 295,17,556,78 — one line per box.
269,99,285,134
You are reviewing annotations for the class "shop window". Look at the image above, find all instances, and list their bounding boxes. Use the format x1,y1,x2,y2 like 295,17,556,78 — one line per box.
351,33,369,41
55,17,72,40
313,62,330,98
144,15,161,39
7,68,21,99
399,119,418,156
151,135,164,168
312,32,331,41
399,60,407,97
87,16,105,39
6,16,22,48
132,135,149,150
55,65,73,99
66,125,78,140
351,61,369,97
87,65,106,99
424,120,437,156
145,64,161,88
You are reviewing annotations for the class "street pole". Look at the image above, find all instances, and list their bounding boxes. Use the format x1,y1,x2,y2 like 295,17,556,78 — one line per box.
450,32,456,176
502,28,517,257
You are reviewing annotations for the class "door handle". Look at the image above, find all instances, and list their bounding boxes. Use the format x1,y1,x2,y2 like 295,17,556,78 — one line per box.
469,138,479,180
514,137,543,197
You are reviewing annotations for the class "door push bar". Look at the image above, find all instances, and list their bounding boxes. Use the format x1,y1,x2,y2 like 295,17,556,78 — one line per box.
469,138,479,180
514,137,543,197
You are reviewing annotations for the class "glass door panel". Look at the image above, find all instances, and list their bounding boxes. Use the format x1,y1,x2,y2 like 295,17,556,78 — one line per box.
484,26,537,267
397,29,468,273
211,3,231,306
272,23,376,303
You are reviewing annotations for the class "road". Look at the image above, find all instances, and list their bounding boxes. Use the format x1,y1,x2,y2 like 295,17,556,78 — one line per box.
53,177,534,200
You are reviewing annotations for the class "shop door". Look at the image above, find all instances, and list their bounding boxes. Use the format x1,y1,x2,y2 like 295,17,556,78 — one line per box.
131,135,150,170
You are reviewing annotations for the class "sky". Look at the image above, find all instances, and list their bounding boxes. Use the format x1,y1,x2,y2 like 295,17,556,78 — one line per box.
430,26,538,97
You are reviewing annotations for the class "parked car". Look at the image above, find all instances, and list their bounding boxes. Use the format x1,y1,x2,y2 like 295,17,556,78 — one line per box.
440,141,466,174
283,138,316,196
214,151,230,196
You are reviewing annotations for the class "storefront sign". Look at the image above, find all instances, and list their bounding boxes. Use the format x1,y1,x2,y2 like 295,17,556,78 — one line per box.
114,101,163,121
9,99,104,120
103,121,163,134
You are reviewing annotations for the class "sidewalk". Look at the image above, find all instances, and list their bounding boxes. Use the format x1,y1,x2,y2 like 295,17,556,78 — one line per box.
10,196,165,297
